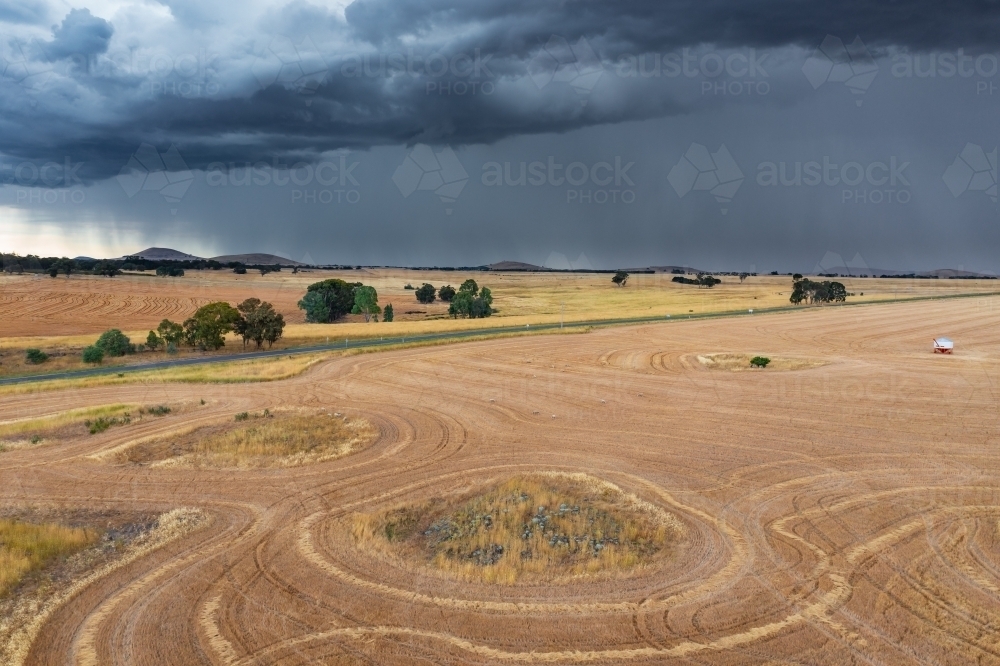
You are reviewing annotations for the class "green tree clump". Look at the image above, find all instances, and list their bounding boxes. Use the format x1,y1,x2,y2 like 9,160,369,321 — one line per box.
92,261,121,277
48,258,74,278
673,274,721,288
415,283,436,304
438,285,456,302
449,280,493,318
156,319,185,347
351,286,381,322
750,356,771,368
82,345,104,364
145,331,163,351
298,279,361,323
25,348,49,364
612,271,629,287
95,329,135,357
183,302,242,350
383,303,394,322
789,277,847,304
235,298,286,349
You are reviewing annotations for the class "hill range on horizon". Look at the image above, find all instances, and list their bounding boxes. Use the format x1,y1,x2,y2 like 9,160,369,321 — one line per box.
50,248,988,278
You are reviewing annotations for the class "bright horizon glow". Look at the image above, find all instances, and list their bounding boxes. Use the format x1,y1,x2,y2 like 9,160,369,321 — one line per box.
0,208,219,259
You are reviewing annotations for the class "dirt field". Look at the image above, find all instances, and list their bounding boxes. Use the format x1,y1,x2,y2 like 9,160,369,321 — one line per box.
2,295,1000,664
3,268,998,341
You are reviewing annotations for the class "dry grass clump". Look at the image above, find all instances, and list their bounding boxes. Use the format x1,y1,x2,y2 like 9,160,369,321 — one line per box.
0,521,98,596
696,353,827,372
121,412,375,468
0,404,139,450
354,475,683,584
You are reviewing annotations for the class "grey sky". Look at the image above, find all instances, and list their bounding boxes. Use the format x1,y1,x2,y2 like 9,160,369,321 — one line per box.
1,0,998,271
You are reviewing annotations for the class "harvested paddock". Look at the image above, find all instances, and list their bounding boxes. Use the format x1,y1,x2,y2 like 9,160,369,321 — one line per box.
1,295,1000,664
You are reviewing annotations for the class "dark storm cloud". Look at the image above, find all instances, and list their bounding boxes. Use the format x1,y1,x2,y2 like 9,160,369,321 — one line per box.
41,8,113,60
1,0,1000,181
343,0,1000,53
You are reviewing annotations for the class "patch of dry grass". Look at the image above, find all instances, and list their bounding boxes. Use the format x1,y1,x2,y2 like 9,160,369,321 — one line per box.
0,404,136,447
0,521,98,596
695,353,827,372
121,411,375,468
354,474,683,584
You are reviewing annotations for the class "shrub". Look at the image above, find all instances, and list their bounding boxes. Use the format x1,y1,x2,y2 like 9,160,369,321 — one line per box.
415,283,436,303
25,348,49,364
146,405,171,416
438,285,456,302
403,283,414,289
750,356,770,368
86,414,131,434
235,412,250,422
383,303,394,322
95,329,134,357
233,266,247,274
82,346,104,364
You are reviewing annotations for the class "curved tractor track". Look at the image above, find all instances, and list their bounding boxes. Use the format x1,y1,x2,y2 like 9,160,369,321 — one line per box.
3,297,1000,664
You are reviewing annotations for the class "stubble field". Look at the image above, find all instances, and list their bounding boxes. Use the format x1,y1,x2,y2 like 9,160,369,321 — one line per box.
1,292,999,664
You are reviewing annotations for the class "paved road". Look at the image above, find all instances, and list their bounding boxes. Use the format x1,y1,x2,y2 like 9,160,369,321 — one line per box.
2,291,995,386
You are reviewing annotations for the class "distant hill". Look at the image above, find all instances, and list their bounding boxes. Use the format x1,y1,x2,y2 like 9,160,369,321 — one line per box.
489,261,711,273
488,261,545,271
815,267,994,278
121,247,202,261
211,253,304,266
